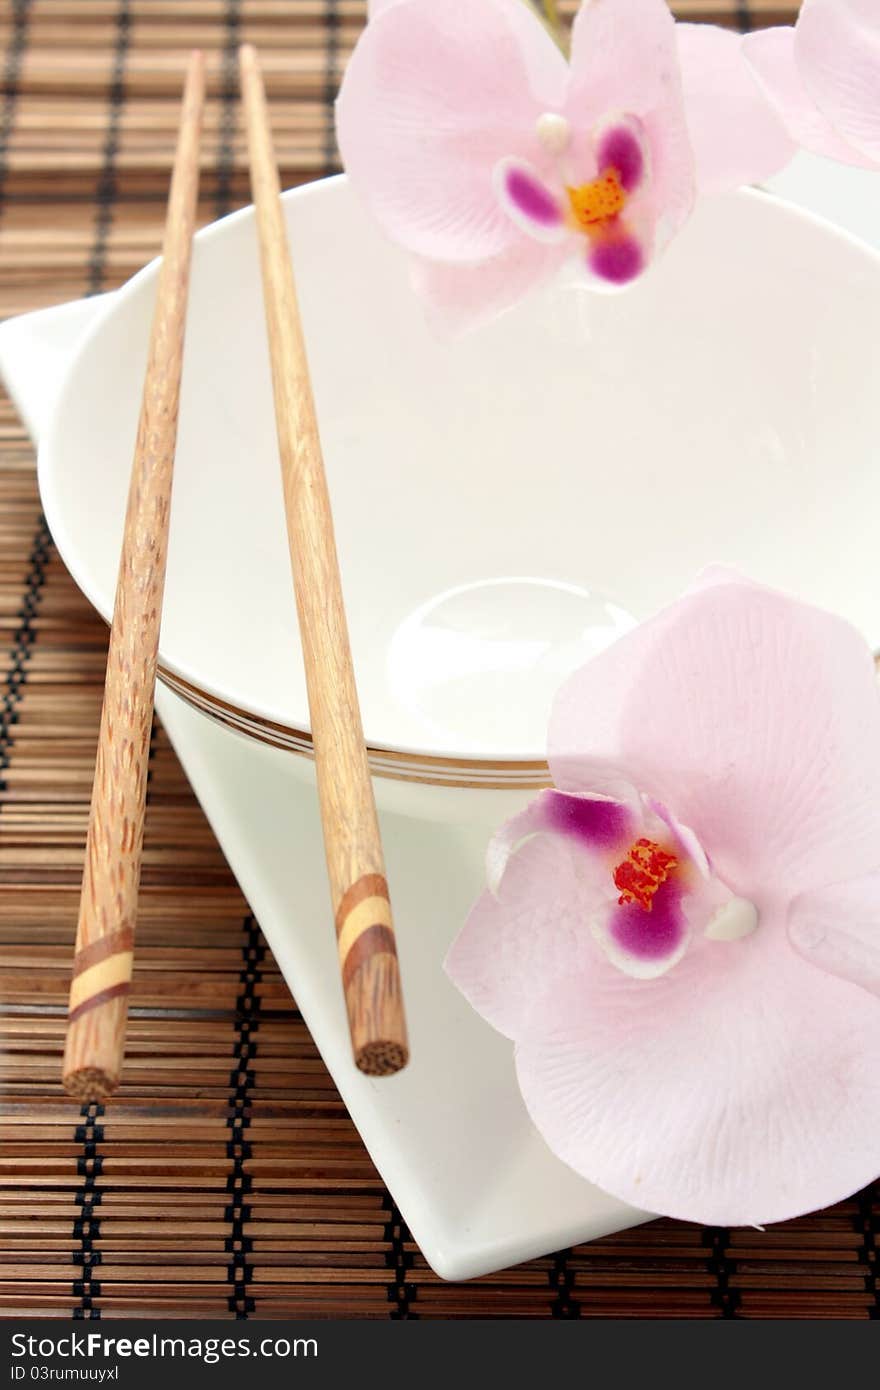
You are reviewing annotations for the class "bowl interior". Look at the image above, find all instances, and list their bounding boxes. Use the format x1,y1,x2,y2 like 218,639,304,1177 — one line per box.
41,177,880,763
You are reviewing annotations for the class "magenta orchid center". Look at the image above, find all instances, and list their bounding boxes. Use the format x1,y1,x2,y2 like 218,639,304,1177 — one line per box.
494,112,650,285
525,788,759,979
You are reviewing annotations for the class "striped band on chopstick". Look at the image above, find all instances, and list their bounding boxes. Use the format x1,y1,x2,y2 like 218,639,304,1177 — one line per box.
335,873,395,988
67,926,134,1024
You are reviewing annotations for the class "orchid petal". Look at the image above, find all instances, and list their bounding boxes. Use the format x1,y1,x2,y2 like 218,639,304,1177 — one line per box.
744,25,878,169
445,826,614,1042
549,577,880,899
408,239,567,334
789,874,880,999
651,799,710,879
515,927,880,1225
677,23,796,192
796,0,880,165
567,0,676,121
336,0,568,262
484,792,556,898
552,754,643,809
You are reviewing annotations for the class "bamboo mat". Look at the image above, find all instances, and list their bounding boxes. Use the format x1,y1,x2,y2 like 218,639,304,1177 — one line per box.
0,0,877,1321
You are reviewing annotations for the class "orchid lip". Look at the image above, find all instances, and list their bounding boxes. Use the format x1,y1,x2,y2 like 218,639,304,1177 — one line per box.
506,168,558,226
588,233,645,285
595,118,648,194
494,158,564,242
510,789,761,983
608,879,687,964
544,789,634,849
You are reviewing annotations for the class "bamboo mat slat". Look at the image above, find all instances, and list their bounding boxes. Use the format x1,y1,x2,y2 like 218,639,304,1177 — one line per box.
0,0,877,1320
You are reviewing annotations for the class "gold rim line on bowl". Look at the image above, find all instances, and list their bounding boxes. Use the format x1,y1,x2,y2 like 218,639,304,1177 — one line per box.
156,651,880,789
158,666,553,791
76,601,549,790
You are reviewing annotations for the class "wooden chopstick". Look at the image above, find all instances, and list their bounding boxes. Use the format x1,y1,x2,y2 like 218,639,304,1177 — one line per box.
62,51,205,1101
239,44,409,1077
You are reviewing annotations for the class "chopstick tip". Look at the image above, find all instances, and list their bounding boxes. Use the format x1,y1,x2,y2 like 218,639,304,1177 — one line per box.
184,48,206,91
239,42,258,74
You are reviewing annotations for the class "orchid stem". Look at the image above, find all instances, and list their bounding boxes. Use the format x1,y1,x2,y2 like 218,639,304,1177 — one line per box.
543,0,562,33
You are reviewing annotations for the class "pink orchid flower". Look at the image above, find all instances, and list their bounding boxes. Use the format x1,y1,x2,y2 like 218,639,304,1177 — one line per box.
744,0,880,169
337,0,794,329
446,573,880,1225
676,22,796,192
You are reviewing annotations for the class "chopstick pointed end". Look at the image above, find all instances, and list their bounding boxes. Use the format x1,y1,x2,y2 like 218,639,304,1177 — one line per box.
239,42,258,75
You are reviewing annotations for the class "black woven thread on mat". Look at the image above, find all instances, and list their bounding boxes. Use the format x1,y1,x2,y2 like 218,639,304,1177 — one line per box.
224,915,264,1318
68,0,132,1316
0,0,31,212
705,1227,740,1317
88,0,131,296
550,1249,581,1318
144,716,160,805
72,1103,105,1320
856,1183,879,1317
323,0,340,172
382,1195,417,1318
0,2,50,793
0,518,50,794
735,2,753,32
215,0,242,219
217,34,252,1321
0,0,43,800
0,8,44,840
